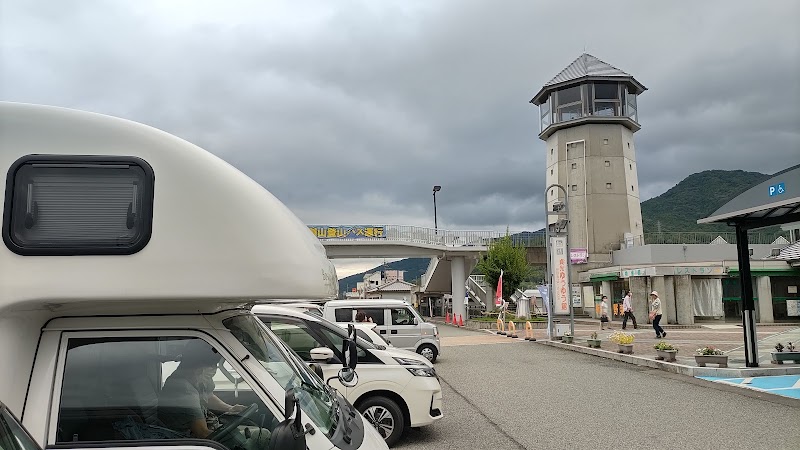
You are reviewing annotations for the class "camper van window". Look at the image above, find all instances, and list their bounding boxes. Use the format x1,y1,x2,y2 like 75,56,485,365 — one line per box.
3,155,154,256
56,336,277,448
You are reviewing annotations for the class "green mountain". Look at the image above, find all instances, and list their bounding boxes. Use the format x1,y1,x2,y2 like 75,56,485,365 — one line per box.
640,169,770,233
338,258,429,297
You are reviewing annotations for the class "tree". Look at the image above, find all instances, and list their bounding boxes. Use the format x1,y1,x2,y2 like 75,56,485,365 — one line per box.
475,233,532,302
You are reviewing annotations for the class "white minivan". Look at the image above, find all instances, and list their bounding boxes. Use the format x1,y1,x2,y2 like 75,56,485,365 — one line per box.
0,102,387,450
324,300,441,363
253,306,444,447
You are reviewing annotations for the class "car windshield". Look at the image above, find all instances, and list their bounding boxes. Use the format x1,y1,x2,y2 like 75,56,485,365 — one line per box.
222,314,338,437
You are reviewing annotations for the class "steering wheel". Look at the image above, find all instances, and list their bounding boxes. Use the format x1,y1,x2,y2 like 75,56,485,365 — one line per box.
206,403,259,442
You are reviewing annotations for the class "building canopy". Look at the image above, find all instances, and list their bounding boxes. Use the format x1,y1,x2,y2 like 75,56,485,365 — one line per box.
698,164,800,230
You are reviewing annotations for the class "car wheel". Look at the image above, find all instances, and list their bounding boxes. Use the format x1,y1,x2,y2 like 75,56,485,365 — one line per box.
417,344,438,363
357,396,405,447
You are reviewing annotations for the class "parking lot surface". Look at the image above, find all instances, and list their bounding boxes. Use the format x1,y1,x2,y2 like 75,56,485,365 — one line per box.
397,325,800,450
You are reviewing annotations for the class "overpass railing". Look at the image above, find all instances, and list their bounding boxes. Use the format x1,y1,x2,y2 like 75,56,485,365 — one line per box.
309,225,549,247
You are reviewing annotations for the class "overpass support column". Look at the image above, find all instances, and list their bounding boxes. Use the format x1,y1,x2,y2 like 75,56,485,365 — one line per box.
451,256,467,321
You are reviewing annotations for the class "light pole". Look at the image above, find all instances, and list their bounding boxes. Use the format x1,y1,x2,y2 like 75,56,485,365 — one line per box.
432,185,441,234
544,183,574,340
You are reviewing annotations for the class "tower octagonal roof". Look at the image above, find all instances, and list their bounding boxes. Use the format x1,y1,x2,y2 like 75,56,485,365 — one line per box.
530,53,647,105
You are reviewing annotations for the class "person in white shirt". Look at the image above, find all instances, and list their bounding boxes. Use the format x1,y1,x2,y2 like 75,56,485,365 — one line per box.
621,290,638,330
599,295,610,330
650,290,666,338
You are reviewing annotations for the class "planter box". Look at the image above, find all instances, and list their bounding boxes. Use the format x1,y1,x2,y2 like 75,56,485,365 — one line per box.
587,339,601,348
771,352,800,365
695,354,728,368
655,349,677,362
563,336,574,344
617,343,634,354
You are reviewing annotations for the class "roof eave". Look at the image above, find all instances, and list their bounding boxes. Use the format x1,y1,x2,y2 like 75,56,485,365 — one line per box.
530,76,647,105
698,198,800,225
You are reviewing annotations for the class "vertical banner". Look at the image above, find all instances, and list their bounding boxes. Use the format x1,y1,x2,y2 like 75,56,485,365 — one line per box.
550,236,569,315
537,285,550,314
495,270,504,306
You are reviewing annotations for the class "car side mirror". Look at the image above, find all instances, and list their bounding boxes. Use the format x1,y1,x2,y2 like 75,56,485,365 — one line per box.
413,317,419,325
310,347,335,362
268,391,307,450
341,324,358,370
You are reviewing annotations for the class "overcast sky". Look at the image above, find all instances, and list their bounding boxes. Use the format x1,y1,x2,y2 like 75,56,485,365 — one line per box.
2,0,799,277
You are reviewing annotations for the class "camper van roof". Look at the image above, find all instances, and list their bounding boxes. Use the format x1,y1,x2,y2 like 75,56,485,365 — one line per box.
0,102,338,313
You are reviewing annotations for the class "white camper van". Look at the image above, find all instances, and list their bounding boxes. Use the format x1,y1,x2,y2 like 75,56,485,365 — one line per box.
0,103,388,450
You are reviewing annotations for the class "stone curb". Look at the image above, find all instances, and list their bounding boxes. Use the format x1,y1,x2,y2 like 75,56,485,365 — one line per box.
537,339,800,377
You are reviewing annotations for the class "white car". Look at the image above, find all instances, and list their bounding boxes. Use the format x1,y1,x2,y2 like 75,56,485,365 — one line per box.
277,301,325,317
343,322,394,349
323,299,441,363
253,305,444,447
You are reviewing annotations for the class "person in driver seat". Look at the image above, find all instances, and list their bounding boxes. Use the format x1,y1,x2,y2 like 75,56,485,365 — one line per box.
158,339,269,450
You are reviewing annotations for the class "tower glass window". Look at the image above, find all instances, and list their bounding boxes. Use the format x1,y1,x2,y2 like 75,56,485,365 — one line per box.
626,92,638,122
593,82,621,116
540,97,551,131
555,85,583,122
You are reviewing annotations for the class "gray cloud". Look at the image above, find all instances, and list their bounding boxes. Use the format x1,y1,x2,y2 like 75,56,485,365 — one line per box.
2,0,799,240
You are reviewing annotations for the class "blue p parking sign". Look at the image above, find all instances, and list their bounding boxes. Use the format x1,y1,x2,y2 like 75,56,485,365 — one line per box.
768,182,785,197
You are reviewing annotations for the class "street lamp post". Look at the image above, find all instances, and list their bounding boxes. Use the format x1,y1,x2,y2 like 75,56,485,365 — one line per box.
432,185,441,234
544,184,574,340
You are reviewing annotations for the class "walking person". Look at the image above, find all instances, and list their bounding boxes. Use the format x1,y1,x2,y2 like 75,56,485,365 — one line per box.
599,295,610,330
622,290,638,330
649,291,666,338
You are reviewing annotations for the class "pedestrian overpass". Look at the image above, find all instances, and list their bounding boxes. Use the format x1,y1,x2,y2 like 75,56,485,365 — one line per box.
308,225,545,319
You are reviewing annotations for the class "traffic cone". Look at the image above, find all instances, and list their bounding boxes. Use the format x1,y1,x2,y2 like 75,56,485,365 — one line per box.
459,314,464,327
445,312,450,324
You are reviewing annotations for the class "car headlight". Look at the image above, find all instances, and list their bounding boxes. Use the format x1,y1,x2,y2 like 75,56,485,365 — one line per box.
405,366,437,377
393,357,436,377
393,357,427,366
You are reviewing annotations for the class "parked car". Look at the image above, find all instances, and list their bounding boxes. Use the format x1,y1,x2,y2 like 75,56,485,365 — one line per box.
253,305,444,447
341,322,394,349
277,301,325,317
323,299,441,362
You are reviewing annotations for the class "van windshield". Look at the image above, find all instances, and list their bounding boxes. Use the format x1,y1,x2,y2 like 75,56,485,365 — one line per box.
222,314,338,438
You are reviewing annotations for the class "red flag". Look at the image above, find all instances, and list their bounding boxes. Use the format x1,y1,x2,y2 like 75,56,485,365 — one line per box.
495,270,504,306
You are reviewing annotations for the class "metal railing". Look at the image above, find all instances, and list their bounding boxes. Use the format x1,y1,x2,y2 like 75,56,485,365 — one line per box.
622,231,791,247
469,274,486,285
311,225,548,247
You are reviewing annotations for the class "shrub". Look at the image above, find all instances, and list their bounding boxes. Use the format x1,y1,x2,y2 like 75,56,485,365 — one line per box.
609,331,634,345
696,346,724,356
775,343,784,352
590,332,598,340
654,341,677,352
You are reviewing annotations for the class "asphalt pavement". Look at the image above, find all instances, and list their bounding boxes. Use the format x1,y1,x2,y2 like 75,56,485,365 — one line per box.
397,325,800,450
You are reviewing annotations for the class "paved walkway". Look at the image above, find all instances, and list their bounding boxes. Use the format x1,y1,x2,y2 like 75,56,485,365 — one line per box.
519,321,799,367
433,316,800,367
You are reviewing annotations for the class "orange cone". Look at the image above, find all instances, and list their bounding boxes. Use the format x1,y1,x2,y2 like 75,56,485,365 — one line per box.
459,314,464,327
445,312,451,324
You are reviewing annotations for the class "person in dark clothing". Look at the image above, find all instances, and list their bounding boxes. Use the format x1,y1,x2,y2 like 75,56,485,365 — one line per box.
159,340,268,450
621,290,638,330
